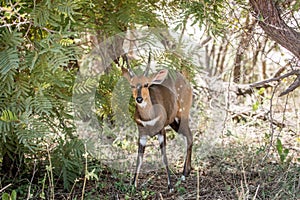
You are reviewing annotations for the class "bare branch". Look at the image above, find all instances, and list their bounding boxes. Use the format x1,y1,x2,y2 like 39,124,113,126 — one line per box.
250,69,300,87
279,74,300,96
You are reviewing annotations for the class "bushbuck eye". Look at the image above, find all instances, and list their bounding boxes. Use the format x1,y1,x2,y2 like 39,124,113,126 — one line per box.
144,83,149,88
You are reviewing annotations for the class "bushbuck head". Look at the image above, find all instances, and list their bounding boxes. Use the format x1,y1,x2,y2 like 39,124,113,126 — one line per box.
122,53,193,192
122,54,168,107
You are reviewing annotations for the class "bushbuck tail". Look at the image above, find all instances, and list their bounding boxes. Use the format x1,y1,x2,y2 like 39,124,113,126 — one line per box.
122,54,193,192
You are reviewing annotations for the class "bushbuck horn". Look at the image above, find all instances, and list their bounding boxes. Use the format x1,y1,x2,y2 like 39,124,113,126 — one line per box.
124,54,135,78
143,52,151,76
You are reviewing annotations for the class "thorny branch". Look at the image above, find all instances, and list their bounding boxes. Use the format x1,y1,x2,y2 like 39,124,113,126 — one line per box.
250,69,300,96
0,3,56,34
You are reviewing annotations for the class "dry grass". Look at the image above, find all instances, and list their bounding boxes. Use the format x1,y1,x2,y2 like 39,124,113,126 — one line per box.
61,82,300,200
4,78,298,200
66,131,299,200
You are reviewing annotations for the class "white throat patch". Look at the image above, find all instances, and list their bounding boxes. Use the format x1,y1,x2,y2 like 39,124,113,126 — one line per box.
137,100,147,108
137,116,160,127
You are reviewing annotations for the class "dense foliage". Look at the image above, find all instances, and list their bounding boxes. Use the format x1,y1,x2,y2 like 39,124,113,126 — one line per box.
0,0,87,191
0,0,299,199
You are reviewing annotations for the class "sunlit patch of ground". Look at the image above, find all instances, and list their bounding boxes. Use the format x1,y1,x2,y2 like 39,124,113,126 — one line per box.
60,118,299,200
56,84,300,199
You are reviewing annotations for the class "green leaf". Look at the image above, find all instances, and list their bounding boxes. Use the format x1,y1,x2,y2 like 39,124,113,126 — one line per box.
1,193,10,200
11,190,17,200
0,110,18,122
32,4,50,26
0,48,19,75
34,95,53,115
276,138,283,155
257,87,265,95
276,138,289,163
252,101,259,111
0,29,23,48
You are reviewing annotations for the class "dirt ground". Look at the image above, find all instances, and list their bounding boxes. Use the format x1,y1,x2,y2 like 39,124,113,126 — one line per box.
59,136,299,200
65,83,300,200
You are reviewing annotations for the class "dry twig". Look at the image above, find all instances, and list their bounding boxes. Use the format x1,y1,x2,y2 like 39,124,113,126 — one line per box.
250,69,300,97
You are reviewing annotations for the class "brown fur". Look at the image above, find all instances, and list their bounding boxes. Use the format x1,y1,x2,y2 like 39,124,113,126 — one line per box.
122,67,193,191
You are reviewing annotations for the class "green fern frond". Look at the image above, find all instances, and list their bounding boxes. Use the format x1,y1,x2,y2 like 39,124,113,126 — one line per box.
0,110,18,122
14,77,32,100
34,95,53,115
48,52,70,72
0,121,12,140
48,13,62,28
0,69,16,94
0,48,19,75
73,77,98,94
59,38,74,46
111,78,132,125
16,120,50,153
0,29,23,48
52,139,84,189
32,4,50,26
56,0,80,22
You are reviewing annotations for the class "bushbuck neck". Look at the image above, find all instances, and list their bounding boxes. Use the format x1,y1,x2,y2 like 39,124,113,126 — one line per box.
121,53,193,192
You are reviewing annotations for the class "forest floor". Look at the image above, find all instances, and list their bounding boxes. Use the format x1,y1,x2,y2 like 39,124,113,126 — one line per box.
62,83,300,200
64,140,300,199
61,119,300,200
2,81,299,200
71,83,300,200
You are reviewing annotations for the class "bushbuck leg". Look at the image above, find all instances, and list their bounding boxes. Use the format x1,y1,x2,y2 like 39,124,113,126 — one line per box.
180,118,193,180
133,135,147,187
170,118,193,180
158,129,173,191
170,120,180,132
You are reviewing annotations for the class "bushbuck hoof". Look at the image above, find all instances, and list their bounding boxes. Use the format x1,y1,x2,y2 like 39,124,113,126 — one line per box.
181,175,186,181
168,185,174,193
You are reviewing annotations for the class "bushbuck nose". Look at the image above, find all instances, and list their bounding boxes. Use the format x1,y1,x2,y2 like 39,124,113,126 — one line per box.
136,97,143,103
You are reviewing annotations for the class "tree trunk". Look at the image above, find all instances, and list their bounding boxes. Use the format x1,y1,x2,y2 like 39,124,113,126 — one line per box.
249,0,300,59
233,14,255,83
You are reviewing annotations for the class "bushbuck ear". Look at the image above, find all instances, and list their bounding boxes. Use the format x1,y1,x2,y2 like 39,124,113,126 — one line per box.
151,69,168,85
121,67,131,82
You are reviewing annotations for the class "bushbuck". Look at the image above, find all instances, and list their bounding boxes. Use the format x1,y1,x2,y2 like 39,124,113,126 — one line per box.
122,54,193,192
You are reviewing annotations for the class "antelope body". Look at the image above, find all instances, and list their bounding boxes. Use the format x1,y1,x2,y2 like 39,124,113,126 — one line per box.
122,55,193,192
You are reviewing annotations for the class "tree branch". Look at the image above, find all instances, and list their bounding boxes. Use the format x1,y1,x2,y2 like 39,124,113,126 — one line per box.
250,69,300,87
249,69,300,97
279,73,300,96
249,0,300,59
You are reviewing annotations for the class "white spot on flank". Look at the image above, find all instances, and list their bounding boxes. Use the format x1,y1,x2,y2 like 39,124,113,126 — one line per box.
137,116,160,127
137,100,147,108
179,108,182,112
180,85,183,88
